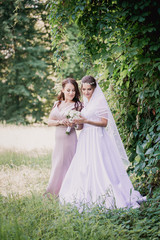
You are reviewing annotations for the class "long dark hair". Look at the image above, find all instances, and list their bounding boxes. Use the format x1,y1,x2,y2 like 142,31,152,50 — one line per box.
57,78,82,111
81,75,97,89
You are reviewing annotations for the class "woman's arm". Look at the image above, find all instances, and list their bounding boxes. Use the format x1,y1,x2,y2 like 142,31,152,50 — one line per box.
48,119,63,127
48,118,70,127
85,118,108,127
74,117,108,127
48,111,69,127
47,103,69,126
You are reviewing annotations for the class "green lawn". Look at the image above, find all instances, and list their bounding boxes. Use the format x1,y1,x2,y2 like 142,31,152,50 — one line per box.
0,125,159,240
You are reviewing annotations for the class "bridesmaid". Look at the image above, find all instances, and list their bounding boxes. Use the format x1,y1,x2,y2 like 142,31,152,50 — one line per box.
44,78,82,198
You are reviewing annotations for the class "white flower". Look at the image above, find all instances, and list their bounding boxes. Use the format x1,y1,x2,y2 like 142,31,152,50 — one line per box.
69,110,75,117
65,110,81,134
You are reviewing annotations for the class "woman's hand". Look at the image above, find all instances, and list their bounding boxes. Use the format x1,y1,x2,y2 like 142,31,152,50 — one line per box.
73,116,86,125
74,117,108,128
61,119,70,126
67,121,76,127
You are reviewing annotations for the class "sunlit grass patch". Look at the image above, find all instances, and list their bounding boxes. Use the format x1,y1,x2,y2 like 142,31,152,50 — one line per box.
0,124,54,198
0,165,50,197
0,149,51,168
0,149,51,197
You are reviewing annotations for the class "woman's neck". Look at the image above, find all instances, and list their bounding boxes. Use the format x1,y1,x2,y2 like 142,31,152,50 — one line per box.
63,100,74,104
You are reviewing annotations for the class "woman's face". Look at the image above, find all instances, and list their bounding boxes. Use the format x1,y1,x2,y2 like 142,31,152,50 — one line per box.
82,83,94,100
62,83,76,102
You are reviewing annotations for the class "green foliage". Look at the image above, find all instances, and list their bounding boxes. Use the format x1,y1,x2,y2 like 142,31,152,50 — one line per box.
51,24,88,79
0,0,55,123
132,115,160,194
0,192,159,239
48,0,160,191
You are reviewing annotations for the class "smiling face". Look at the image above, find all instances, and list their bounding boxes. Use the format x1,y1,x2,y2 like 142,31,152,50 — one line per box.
82,83,95,100
62,83,76,102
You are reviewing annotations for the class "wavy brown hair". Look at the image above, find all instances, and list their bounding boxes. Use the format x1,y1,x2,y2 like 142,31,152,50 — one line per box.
57,78,82,111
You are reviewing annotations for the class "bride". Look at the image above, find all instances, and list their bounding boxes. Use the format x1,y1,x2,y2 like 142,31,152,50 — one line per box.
59,75,146,209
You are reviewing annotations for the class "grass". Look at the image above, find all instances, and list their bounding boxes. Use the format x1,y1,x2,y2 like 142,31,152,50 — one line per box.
0,149,51,168
0,124,160,240
0,191,160,240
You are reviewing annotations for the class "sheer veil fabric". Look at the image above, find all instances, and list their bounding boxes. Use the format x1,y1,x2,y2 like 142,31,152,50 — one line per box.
59,82,146,210
83,83,129,165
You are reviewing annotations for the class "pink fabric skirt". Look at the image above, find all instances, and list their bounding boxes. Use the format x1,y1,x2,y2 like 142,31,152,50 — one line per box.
46,126,77,196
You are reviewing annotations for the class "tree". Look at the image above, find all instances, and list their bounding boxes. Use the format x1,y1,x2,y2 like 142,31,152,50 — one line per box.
51,24,88,80
0,0,55,123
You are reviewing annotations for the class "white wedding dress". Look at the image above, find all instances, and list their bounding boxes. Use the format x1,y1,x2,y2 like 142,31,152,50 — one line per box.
59,84,146,209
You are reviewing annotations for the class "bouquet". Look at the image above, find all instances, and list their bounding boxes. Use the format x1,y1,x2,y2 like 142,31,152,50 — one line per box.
65,110,81,135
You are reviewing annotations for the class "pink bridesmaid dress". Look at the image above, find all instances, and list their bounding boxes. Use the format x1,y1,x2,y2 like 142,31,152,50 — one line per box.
46,102,77,196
